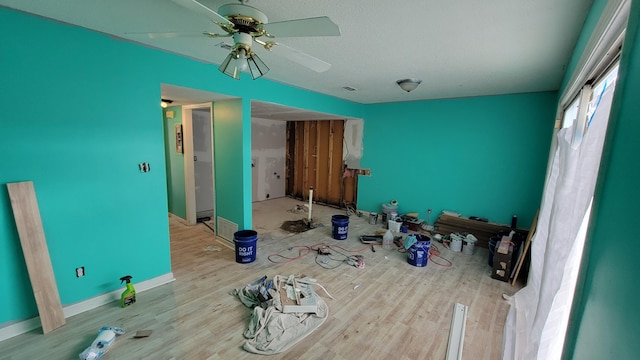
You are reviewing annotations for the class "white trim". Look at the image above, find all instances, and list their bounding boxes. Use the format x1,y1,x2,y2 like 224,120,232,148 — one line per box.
446,303,468,360
0,272,174,342
559,0,630,110
182,103,215,227
182,106,196,225
571,85,593,149
208,107,217,230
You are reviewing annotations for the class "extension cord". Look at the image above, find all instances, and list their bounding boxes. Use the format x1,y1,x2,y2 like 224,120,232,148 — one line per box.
318,246,331,255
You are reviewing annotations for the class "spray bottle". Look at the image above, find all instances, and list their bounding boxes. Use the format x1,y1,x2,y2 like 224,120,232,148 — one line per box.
119,276,136,308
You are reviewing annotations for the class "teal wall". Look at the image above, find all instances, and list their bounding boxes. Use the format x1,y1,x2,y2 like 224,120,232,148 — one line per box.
0,6,363,327
212,99,246,226
563,0,640,359
0,8,172,321
0,3,572,333
359,92,557,227
163,106,186,219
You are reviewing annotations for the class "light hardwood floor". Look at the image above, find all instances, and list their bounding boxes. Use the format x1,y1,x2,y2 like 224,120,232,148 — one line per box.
0,198,519,359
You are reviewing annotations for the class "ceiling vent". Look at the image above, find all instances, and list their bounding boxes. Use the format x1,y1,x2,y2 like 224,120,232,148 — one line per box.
342,86,357,91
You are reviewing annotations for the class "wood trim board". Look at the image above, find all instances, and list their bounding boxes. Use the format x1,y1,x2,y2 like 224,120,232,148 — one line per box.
511,210,539,286
7,181,65,334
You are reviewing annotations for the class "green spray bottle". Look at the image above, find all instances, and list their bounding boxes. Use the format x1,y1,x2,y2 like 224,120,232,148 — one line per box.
119,275,136,308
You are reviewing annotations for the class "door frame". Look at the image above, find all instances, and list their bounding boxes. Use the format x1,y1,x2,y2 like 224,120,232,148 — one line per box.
182,103,216,227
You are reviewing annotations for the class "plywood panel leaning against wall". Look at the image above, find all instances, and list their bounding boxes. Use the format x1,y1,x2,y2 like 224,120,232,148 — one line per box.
7,181,65,334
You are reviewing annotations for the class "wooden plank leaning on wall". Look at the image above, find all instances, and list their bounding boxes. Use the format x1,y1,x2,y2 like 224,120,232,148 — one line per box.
7,181,65,334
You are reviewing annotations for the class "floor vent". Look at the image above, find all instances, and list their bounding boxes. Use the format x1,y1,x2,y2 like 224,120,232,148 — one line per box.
217,216,238,242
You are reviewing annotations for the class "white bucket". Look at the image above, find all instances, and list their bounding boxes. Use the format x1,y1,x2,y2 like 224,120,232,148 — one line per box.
463,234,478,255
450,233,463,252
388,218,402,232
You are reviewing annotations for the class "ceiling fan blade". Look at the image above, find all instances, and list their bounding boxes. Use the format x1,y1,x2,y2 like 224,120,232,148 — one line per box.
125,31,207,39
172,0,233,26
263,17,340,38
265,42,332,73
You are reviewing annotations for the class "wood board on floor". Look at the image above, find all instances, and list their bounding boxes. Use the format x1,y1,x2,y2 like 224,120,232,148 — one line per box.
435,214,529,249
7,181,65,334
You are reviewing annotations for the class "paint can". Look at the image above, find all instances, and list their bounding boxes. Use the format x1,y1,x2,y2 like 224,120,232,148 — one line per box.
407,234,431,267
450,233,463,252
463,234,477,255
369,212,379,225
234,230,258,263
331,215,350,240
381,203,399,226
488,235,500,266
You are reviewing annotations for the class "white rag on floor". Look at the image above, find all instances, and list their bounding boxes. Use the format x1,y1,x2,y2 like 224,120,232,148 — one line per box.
241,286,329,355
242,298,328,355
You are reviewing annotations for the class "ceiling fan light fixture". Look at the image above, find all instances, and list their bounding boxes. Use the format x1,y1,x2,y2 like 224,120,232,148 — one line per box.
396,78,422,92
219,47,269,80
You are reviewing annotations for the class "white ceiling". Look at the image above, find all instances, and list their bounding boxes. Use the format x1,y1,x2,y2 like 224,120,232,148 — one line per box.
1,0,592,105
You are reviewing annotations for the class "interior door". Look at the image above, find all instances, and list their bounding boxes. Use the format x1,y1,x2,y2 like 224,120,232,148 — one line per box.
192,108,214,219
182,103,216,226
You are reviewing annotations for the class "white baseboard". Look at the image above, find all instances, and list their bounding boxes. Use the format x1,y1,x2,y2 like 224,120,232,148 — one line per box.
0,272,175,342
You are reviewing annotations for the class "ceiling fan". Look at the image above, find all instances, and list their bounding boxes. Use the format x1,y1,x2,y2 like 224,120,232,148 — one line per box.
168,0,341,80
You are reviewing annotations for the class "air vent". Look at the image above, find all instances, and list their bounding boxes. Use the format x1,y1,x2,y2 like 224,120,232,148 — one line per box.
217,216,238,244
342,86,357,91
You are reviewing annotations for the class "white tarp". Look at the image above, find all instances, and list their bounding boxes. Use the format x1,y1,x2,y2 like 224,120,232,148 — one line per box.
502,83,614,359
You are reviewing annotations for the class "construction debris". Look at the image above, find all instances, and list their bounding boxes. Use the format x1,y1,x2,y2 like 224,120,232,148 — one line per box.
287,204,308,214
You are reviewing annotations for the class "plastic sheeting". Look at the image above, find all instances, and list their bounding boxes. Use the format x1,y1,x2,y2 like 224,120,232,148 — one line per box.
502,84,614,359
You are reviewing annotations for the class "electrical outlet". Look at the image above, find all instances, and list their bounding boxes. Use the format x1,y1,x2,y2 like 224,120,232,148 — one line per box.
138,162,150,173
76,267,85,278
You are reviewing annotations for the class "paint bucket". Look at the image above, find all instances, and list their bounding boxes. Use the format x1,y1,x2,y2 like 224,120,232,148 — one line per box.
463,234,477,255
369,212,379,225
488,235,501,267
407,234,431,267
233,230,258,264
450,233,463,252
331,215,350,240
381,203,399,226
388,218,402,232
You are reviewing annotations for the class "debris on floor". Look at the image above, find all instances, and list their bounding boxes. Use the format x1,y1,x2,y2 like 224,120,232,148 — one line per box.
344,201,362,217
203,245,222,252
133,330,152,338
79,326,125,360
280,219,314,233
232,275,330,355
287,204,308,214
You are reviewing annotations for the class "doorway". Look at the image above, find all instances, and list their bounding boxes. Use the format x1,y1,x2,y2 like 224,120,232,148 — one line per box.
182,103,216,226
